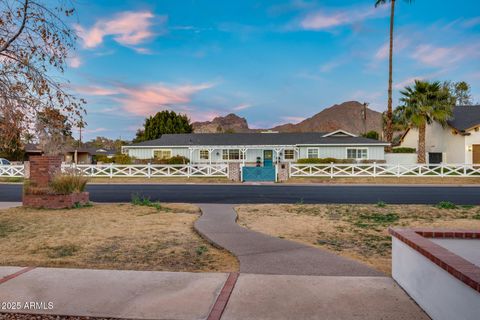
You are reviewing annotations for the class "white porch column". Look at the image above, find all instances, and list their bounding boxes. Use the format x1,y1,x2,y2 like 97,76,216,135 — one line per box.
189,148,194,164
241,148,247,166
294,147,300,161
208,148,214,165
274,147,284,164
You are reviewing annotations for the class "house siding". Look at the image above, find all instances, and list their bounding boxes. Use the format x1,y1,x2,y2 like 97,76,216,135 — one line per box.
126,145,386,162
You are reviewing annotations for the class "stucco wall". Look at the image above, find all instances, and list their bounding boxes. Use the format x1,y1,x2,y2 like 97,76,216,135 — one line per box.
392,237,480,320
400,123,466,163
385,153,417,164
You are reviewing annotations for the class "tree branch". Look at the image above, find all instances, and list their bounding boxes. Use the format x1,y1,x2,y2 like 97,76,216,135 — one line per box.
0,0,30,53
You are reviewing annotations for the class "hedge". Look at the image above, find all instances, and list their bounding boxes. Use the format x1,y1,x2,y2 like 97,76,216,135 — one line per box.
392,147,416,154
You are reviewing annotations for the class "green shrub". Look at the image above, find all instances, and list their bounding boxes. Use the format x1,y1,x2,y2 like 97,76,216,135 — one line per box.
297,158,351,164
49,174,88,195
376,201,387,208
392,147,416,154
436,201,457,209
140,156,190,165
362,131,380,140
96,154,134,164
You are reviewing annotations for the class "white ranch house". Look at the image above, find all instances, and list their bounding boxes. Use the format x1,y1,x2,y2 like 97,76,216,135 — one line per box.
399,106,480,164
122,130,389,165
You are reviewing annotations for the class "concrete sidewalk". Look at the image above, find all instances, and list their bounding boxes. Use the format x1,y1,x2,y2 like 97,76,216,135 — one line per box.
195,204,381,276
0,267,428,320
0,202,21,209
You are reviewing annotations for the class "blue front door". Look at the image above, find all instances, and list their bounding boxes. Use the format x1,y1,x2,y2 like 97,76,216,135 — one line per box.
263,150,273,167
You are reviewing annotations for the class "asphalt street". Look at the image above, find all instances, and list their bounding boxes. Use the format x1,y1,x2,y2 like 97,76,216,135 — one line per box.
1,183,479,204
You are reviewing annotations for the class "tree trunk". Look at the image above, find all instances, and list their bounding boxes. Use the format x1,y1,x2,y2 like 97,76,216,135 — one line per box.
385,0,396,152
417,123,426,164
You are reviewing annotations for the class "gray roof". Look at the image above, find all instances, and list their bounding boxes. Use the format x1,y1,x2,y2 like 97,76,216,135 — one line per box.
448,106,480,132
128,132,388,147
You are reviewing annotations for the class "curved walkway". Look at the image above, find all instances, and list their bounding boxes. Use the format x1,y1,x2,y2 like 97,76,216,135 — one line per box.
195,204,382,276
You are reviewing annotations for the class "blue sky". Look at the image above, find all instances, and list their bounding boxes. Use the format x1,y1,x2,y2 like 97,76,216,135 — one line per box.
66,0,480,140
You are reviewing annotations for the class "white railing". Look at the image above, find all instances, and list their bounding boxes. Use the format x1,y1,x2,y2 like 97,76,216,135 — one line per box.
0,165,24,178
62,163,229,178
290,163,480,178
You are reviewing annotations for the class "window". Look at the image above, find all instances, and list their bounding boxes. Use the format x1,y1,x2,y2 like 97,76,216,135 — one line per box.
307,148,319,159
284,149,295,160
222,149,243,160
346,148,368,160
153,149,172,160
200,149,209,160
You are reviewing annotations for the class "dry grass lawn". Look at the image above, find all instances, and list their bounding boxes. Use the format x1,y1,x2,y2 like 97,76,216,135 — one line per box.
236,204,480,274
0,203,238,272
87,177,233,184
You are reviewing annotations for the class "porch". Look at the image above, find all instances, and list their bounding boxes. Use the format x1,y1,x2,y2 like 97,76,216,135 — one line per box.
187,146,298,167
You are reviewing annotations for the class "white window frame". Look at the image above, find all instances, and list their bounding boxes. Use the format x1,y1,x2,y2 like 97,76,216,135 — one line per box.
284,149,295,161
307,148,319,159
346,148,368,160
152,149,172,160
199,149,209,160
221,149,244,161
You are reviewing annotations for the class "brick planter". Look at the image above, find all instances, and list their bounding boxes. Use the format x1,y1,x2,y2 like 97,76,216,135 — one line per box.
23,192,89,209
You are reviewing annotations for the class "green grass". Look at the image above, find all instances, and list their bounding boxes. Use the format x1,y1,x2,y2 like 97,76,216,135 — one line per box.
436,201,457,209
195,245,208,256
376,201,387,208
473,214,480,220
131,193,168,211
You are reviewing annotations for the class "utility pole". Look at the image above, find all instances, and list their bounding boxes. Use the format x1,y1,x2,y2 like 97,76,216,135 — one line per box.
362,102,369,135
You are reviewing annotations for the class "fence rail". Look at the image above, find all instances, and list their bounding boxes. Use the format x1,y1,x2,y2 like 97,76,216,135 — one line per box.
290,163,480,178
63,164,229,178
0,164,229,178
0,165,24,178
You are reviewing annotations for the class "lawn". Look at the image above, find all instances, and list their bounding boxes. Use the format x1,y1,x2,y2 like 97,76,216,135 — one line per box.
236,203,480,274
0,203,238,272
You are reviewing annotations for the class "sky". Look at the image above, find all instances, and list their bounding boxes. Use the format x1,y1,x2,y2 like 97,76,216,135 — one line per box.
65,0,480,140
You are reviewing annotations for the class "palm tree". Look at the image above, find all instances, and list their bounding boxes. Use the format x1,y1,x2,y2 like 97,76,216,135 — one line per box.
375,0,413,150
397,80,455,163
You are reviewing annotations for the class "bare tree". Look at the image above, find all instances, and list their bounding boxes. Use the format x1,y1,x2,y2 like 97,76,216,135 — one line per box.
0,0,85,154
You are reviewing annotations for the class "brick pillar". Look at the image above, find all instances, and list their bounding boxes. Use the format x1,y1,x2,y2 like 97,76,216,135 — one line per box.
29,156,62,188
228,162,241,182
277,162,290,182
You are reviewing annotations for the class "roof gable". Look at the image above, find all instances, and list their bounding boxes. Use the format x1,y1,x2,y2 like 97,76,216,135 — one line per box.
448,106,480,132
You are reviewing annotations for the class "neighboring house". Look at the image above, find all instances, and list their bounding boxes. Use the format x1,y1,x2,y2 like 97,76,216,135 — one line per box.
122,130,389,165
24,144,115,164
399,106,480,164
64,147,116,164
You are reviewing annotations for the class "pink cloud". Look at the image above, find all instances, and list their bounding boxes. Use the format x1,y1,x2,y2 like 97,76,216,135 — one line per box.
375,36,409,60
282,116,306,123
117,83,215,116
73,85,118,96
75,11,164,50
411,44,480,67
232,103,253,111
300,6,385,31
68,56,82,68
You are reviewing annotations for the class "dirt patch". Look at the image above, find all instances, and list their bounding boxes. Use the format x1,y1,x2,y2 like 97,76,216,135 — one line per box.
236,204,480,274
0,203,238,272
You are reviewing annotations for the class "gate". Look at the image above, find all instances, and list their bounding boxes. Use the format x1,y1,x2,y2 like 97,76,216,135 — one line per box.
242,166,276,182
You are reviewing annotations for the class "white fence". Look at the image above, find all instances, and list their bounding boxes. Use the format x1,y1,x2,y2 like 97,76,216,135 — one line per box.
290,163,480,178
0,165,24,178
63,164,229,178
0,164,228,178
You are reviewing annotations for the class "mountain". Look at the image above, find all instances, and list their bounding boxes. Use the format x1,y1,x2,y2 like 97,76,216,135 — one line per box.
192,101,384,135
271,101,383,135
192,113,251,133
